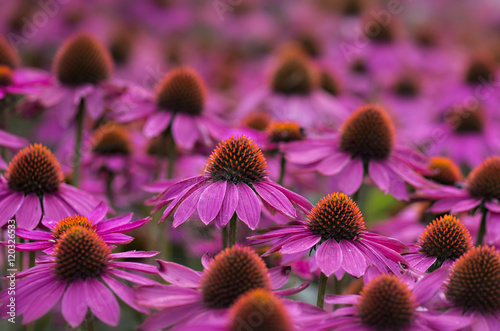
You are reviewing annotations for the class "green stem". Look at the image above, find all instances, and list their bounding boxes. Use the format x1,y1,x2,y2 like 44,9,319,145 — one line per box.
278,154,286,186
72,99,85,187
476,210,487,246
317,272,328,309
163,128,176,179
105,171,115,209
85,311,95,331
228,214,238,247
221,225,228,249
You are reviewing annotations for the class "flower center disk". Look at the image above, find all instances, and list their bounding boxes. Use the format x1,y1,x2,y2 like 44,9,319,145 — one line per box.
54,33,113,86
156,67,207,116
358,274,416,330
0,37,20,68
52,215,97,240
418,215,472,261
447,105,484,133
465,58,494,84
271,53,315,95
229,289,292,331
54,226,111,282
466,156,500,201
308,193,366,242
200,245,272,309
393,76,419,98
426,157,463,186
445,246,500,314
6,144,64,195
205,135,268,184
268,122,303,143
0,65,14,87
91,123,131,155
340,105,395,160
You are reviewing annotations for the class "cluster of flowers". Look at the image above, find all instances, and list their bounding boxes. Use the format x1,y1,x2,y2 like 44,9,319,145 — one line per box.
0,0,500,330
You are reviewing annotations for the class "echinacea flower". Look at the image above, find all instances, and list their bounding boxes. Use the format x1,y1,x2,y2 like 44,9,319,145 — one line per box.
0,144,102,229
238,51,347,131
36,33,120,127
322,273,473,331
283,105,428,199
416,246,500,331
152,135,312,230
404,215,473,272
135,245,308,331
424,156,463,187
0,225,158,327
0,129,28,169
170,289,330,331
13,202,150,252
115,66,227,150
418,156,500,245
250,193,408,279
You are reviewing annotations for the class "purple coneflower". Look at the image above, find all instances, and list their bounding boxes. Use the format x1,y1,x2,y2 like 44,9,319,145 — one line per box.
14,202,149,252
250,192,408,307
151,135,312,246
323,273,473,331
0,144,101,229
0,225,158,327
238,50,347,131
418,156,500,246
170,288,330,331
404,215,473,272
135,245,308,331
283,104,428,199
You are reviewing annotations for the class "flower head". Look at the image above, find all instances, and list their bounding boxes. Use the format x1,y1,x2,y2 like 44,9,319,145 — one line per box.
426,157,463,186
90,122,131,155
267,122,303,143
0,65,14,86
466,156,500,201
271,52,316,95
0,36,20,68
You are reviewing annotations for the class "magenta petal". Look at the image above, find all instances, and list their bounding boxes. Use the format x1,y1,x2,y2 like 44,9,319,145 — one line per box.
0,191,23,226
235,183,261,230
138,303,202,331
15,228,53,241
143,112,172,138
429,197,466,213
0,129,29,148
22,278,65,324
62,280,88,328
88,201,108,223
325,294,360,305
413,266,450,304
15,241,53,251
101,274,149,314
173,185,206,227
485,200,500,213
213,182,238,228
197,181,226,225
450,198,481,213
110,250,159,259
42,193,75,220
85,278,120,326
172,114,198,149
107,269,157,285
369,161,390,193
486,212,500,244
280,234,321,254
317,153,351,176
136,285,200,309
273,280,310,296
253,182,295,218
15,193,42,230
339,241,367,278
85,88,104,119
157,260,201,287
337,158,363,195
268,266,291,290
316,239,342,277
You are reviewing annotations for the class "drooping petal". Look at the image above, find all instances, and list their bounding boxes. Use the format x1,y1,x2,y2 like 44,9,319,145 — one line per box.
339,241,367,278
15,193,42,230
197,181,226,225
21,278,65,324
253,181,295,218
315,239,343,277
213,182,238,228
101,274,149,314
135,285,200,309
85,278,120,326
42,193,76,220
235,183,261,230
451,198,482,213
268,266,291,290
62,280,88,328
369,160,390,193
157,260,201,287
337,158,363,195
280,234,321,255
172,114,198,150
138,303,203,331
143,112,172,138
317,153,351,176
0,191,24,227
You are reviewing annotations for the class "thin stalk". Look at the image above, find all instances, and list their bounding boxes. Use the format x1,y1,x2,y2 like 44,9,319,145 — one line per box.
105,171,115,209
278,154,286,186
85,311,95,331
228,214,238,247
317,272,328,309
72,99,85,187
163,128,176,179
476,209,487,246
221,225,228,249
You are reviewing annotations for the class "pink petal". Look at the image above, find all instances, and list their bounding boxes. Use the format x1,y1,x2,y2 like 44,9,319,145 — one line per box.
213,182,238,228
173,185,206,227
85,278,120,326
0,191,24,227
253,182,295,218
62,280,88,328
451,198,482,213
280,234,321,254
135,285,200,309
430,197,469,213
15,193,42,230
22,279,65,324
337,158,363,195
172,114,198,150
340,241,367,278
369,160,390,193
316,239,343,277
42,193,76,220
85,88,105,120
157,260,201,287
87,201,108,223
143,112,172,138
197,181,226,225
317,153,351,176
101,274,149,314
138,303,202,331
235,183,261,230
